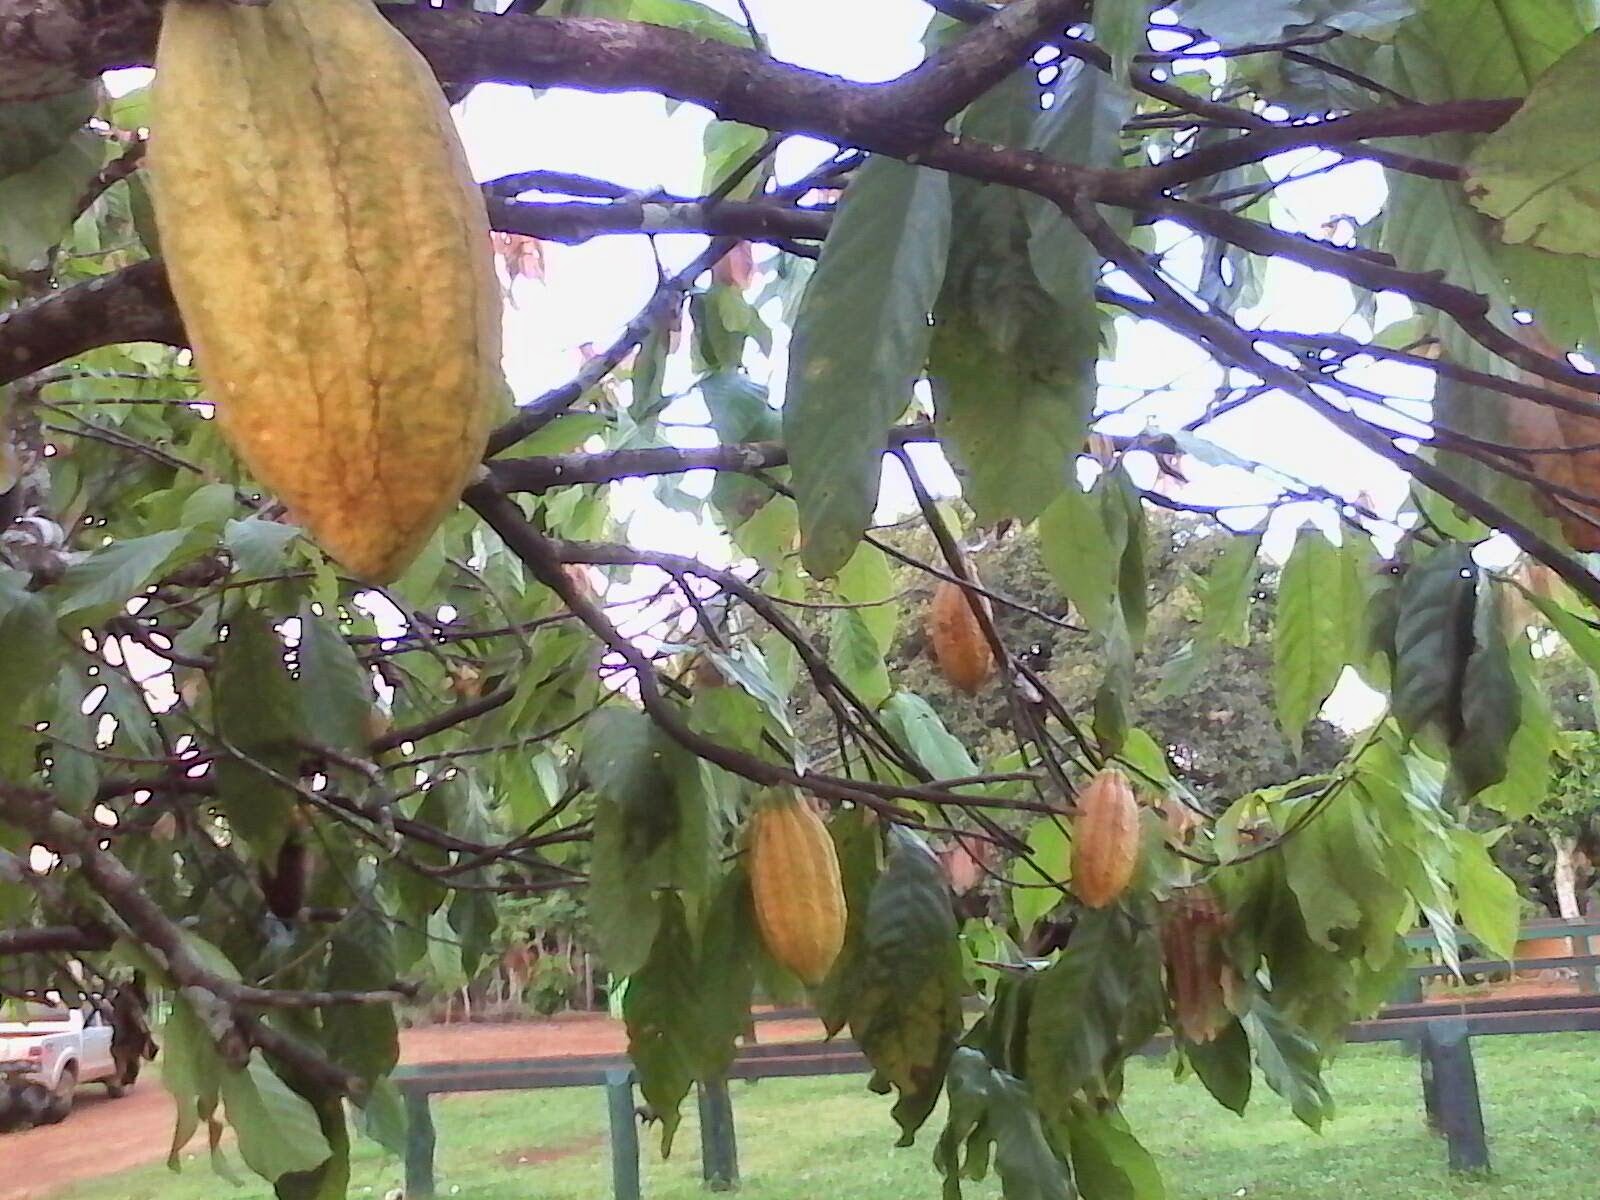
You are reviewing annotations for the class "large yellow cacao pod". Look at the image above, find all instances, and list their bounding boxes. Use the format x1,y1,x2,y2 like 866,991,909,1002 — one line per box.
1070,767,1140,908
748,792,847,986
928,579,994,693
148,0,500,582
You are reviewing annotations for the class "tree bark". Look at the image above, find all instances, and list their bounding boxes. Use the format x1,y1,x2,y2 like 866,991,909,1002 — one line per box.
1553,834,1582,920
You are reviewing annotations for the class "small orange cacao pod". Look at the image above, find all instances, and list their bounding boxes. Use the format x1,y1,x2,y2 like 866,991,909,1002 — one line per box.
1160,887,1237,1044
928,579,994,693
1070,768,1140,908
748,792,847,986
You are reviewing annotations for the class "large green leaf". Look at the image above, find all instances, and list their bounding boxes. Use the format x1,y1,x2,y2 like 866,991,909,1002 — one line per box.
1449,828,1521,960
1026,909,1165,1121
1242,1003,1332,1130
1183,1021,1252,1115
930,74,1093,525
1465,31,1600,256
1173,0,1417,43
1064,1105,1165,1200
1272,528,1359,753
296,609,373,753
785,156,951,577
934,1047,1074,1200
218,1056,334,1182
53,529,198,625
880,691,980,781
0,88,96,179
1451,580,1520,797
847,826,965,1143
1391,545,1475,747
0,130,103,272
623,893,701,1155
213,608,305,860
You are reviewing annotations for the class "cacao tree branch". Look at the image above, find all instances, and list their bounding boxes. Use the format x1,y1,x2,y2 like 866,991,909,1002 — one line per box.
0,923,114,954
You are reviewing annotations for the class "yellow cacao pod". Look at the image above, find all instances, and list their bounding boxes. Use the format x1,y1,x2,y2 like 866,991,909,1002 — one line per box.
1070,767,1140,908
1160,887,1238,1044
149,0,501,582
748,793,847,986
928,579,994,694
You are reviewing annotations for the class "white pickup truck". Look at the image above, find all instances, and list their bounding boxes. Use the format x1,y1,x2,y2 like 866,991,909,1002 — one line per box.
0,1001,128,1128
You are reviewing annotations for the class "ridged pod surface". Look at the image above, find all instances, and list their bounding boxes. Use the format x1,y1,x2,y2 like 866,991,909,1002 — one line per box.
149,0,500,581
928,579,994,693
1160,887,1238,1044
749,792,847,986
1070,767,1140,908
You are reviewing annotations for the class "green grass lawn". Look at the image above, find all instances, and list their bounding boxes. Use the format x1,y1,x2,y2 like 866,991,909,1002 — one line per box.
57,1033,1600,1199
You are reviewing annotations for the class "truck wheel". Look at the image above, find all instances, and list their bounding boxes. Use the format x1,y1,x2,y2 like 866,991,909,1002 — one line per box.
42,1067,75,1124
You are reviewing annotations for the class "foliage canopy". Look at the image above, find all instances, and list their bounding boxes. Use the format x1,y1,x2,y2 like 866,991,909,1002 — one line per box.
6,0,1600,1196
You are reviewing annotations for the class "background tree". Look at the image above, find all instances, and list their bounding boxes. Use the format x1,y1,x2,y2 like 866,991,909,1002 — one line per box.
6,2,1600,1198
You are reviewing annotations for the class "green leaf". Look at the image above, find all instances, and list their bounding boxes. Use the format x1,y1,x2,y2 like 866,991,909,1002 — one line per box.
1243,1003,1332,1130
847,826,964,1144
1449,828,1520,961
1198,534,1262,649
830,606,892,708
0,572,60,774
161,996,223,1169
815,808,882,1036
1391,545,1475,746
0,88,96,179
322,907,400,1085
219,1056,334,1182
930,74,1095,525
0,130,103,272
1174,0,1417,44
784,156,951,577
881,691,979,781
1273,528,1359,754
1451,580,1520,796
623,893,700,1155
54,529,198,624
213,607,304,860
1039,482,1122,634
696,865,760,1081
1465,31,1600,255
297,609,372,753
1011,816,1071,934
1095,0,1150,81
1027,61,1133,307
1184,1020,1252,1115
703,373,781,528
934,1047,1074,1200
1064,1105,1165,1200
224,518,301,578
626,0,754,47
1027,908,1165,1119
833,543,898,652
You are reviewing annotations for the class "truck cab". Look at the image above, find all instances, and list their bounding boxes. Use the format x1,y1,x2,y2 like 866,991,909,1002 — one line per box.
0,999,126,1127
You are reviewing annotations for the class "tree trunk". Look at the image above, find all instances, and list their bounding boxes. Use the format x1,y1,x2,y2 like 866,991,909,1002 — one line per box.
1553,834,1582,920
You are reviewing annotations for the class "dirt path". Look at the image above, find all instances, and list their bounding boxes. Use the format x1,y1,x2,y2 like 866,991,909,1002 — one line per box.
0,1012,827,1200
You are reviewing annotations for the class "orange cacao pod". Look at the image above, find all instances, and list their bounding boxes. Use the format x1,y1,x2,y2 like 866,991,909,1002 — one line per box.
1160,887,1237,1044
928,579,994,693
748,792,847,985
1070,768,1140,908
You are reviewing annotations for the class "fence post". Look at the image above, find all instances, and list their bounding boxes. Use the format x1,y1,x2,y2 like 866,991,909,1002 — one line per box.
698,1078,740,1191
403,1089,437,1199
1419,1019,1490,1175
606,1067,643,1200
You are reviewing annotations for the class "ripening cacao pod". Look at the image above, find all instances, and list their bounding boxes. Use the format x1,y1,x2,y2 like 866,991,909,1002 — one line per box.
1498,327,1600,551
748,792,847,986
928,579,994,693
1070,767,1140,908
149,0,501,582
1160,887,1239,1044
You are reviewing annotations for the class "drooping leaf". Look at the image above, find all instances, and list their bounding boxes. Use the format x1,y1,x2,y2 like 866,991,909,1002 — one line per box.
0,87,97,179
0,130,103,272
1449,828,1520,961
934,1047,1074,1200
623,893,701,1155
785,156,952,577
213,607,305,860
1242,1003,1332,1130
1183,1020,1252,1115
1064,1104,1165,1200
297,608,373,753
1272,527,1359,754
1451,579,1520,796
847,826,965,1143
218,1056,334,1182
1465,30,1600,256
1391,544,1476,747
